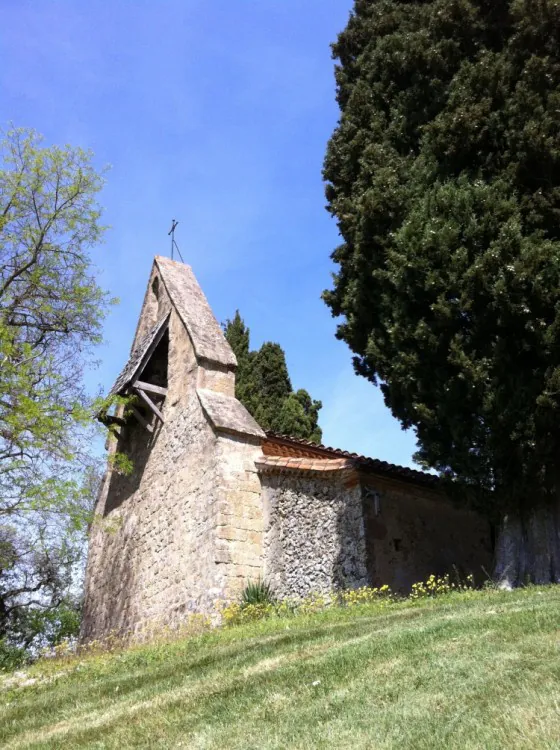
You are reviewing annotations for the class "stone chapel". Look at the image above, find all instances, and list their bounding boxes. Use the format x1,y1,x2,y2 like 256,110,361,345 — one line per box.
81,256,492,641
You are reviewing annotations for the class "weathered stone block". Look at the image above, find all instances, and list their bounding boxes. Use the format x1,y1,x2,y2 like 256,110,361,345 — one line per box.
216,526,247,543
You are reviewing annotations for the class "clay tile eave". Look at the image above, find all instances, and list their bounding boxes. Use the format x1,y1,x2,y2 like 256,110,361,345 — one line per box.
255,454,356,476
263,432,439,487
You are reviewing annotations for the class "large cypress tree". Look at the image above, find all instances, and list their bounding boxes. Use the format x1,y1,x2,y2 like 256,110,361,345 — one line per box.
224,313,322,442
222,311,255,408
250,342,293,429
324,0,560,585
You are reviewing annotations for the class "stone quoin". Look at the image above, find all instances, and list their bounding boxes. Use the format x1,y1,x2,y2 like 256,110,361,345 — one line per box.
81,257,492,641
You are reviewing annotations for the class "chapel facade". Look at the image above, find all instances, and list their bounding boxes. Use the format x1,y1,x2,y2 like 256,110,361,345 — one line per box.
81,257,492,641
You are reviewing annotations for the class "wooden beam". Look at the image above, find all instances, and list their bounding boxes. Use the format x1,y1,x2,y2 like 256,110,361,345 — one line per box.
131,405,154,433
134,386,165,423
133,380,168,397
97,414,126,427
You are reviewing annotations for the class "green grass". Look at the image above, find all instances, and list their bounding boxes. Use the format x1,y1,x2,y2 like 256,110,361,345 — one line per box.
1,587,560,749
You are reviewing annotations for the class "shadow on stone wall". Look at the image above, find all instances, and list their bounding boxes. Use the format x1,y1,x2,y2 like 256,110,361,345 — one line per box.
361,488,384,587
83,532,141,641
81,491,143,642
333,479,369,591
103,416,162,516
358,481,493,593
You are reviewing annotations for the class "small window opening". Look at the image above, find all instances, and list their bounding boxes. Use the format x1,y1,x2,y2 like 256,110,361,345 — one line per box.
152,276,160,299
393,538,402,552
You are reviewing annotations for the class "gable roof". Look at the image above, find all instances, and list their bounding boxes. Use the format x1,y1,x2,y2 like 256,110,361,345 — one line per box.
109,313,170,396
262,432,439,487
155,256,236,369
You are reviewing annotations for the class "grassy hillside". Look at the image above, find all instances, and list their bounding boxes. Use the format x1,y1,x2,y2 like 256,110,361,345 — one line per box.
1,587,560,749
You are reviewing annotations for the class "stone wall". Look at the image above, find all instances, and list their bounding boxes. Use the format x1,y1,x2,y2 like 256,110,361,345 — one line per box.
82,258,270,641
82,307,223,640
362,476,493,591
260,470,492,599
214,435,264,598
261,472,369,598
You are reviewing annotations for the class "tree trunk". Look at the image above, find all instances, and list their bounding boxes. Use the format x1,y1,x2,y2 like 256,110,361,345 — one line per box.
494,498,560,587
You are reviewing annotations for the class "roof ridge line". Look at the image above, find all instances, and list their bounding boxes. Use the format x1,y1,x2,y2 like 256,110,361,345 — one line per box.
155,256,237,369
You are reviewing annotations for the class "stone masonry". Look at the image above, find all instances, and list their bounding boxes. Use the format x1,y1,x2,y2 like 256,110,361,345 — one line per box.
81,257,264,640
81,257,493,641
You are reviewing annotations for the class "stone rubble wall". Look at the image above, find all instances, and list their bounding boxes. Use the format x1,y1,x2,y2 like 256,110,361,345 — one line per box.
261,472,369,598
260,470,493,600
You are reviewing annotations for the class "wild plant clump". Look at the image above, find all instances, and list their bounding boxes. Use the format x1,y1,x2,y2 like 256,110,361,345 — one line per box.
36,574,479,660
410,573,475,600
240,579,276,607
338,585,393,607
220,579,278,625
221,574,476,626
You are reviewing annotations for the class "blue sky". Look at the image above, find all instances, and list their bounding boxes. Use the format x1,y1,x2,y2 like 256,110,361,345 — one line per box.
1,0,419,467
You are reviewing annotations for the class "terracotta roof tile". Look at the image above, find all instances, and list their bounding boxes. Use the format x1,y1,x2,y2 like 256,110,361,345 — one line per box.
261,432,438,486
256,455,354,475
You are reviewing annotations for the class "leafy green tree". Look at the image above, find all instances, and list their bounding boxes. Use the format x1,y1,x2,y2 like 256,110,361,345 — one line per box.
0,126,110,654
0,526,82,668
224,313,322,442
324,0,560,585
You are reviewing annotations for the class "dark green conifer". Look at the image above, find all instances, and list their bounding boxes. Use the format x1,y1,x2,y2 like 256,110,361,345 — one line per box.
224,316,322,442
223,311,255,407
279,390,323,444
324,0,560,584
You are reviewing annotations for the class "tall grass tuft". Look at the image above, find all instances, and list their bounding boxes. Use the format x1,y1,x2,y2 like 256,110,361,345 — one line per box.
241,579,276,607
